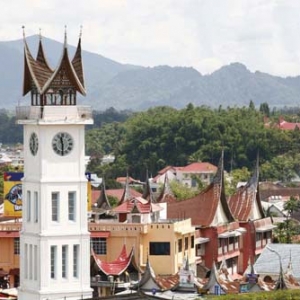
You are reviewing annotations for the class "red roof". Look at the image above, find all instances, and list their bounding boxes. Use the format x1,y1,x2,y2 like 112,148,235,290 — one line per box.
166,154,234,226
181,162,217,173
92,244,135,276
91,189,142,205
113,197,163,214
228,160,265,222
116,177,142,185
279,120,300,130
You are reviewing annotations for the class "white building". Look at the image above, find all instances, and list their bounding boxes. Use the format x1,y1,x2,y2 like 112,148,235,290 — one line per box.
17,30,93,300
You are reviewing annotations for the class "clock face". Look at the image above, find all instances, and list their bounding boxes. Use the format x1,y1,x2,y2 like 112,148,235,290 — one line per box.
29,132,39,156
52,132,74,156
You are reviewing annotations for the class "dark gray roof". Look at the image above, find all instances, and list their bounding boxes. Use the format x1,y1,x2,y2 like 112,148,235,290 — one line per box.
254,244,300,279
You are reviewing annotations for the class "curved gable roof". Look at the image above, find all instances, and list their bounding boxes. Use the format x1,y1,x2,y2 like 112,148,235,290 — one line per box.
228,156,265,221
23,38,53,95
23,30,86,96
41,44,86,95
72,36,85,88
92,244,136,276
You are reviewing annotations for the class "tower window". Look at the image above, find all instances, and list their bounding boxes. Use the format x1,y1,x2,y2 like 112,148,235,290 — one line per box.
25,244,28,279
34,191,38,223
27,191,31,222
68,191,76,221
73,245,79,278
29,244,33,280
50,245,57,279
51,192,59,222
62,245,68,278
34,245,38,281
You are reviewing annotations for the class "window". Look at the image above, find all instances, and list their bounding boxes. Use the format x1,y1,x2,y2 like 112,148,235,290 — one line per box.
34,245,37,280
34,191,38,223
52,192,59,221
229,237,235,245
191,236,195,249
185,237,189,250
51,246,57,279
27,191,31,222
178,239,182,253
29,244,33,280
218,239,222,248
68,192,76,221
256,232,262,242
25,244,28,279
73,245,79,277
191,178,197,187
62,245,68,278
91,238,107,255
149,242,170,256
14,238,20,255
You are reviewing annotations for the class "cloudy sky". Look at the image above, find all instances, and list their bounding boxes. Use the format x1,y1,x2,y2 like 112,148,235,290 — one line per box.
2,0,300,77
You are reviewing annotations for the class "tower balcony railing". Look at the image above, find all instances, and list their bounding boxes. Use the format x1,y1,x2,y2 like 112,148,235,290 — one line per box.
16,105,93,122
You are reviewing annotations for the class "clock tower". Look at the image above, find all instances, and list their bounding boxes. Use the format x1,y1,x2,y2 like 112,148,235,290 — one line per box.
17,29,93,300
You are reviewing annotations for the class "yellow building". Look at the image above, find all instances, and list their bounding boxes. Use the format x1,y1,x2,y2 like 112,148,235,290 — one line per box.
89,218,195,276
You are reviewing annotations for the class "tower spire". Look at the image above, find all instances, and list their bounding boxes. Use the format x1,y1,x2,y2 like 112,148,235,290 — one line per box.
64,25,67,48
22,26,25,40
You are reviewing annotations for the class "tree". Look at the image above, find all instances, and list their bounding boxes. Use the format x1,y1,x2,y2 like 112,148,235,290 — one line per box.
273,196,300,243
259,102,270,117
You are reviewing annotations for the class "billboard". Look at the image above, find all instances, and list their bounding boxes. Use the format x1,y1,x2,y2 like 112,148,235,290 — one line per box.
3,172,92,217
3,172,23,217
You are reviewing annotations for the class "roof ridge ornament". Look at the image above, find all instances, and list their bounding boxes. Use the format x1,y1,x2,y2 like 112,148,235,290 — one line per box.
64,25,67,48
22,25,25,40
39,28,42,41
79,25,83,39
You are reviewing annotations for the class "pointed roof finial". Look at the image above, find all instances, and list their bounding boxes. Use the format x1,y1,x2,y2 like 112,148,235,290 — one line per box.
22,26,25,40
64,25,67,48
79,25,83,39
39,28,42,40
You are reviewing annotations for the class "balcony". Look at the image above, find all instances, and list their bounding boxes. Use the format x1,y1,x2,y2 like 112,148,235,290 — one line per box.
16,105,93,124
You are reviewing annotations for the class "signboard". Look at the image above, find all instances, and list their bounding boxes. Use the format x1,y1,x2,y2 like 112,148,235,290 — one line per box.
3,172,23,217
3,172,93,217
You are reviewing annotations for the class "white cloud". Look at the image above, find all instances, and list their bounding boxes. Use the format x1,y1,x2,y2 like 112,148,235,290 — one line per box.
1,0,300,76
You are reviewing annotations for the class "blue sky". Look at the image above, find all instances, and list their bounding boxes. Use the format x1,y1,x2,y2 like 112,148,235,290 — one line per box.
2,0,300,77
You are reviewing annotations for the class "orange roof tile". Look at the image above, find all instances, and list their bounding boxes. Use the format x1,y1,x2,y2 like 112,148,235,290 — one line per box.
181,162,217,173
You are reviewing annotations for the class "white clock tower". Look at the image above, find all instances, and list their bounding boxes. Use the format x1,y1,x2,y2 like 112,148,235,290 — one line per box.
17,29,93,300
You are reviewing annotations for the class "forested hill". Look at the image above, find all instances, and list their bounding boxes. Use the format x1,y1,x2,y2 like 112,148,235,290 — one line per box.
2,35,300,111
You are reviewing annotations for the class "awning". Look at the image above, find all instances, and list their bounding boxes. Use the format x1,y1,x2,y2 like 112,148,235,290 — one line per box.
0,232,19,238
256,225,277,232
218,230,241,238
90,231,110,238
195,237,210,244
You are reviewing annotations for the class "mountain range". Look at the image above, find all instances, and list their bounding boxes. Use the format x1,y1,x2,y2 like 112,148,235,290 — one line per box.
1,35,300,111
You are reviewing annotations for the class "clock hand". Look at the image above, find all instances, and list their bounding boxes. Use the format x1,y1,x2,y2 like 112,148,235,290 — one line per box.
60,136,64,155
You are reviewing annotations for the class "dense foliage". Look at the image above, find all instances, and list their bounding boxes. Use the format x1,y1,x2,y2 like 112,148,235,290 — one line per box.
86,104,300,183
